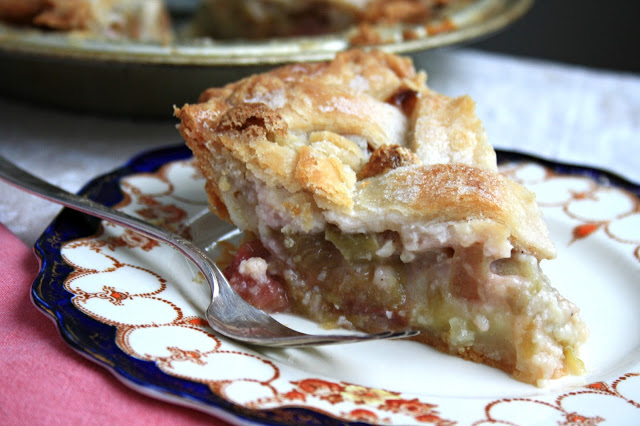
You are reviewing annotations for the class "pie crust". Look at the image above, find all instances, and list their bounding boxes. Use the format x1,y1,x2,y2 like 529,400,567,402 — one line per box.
0,0,469,43
192,0,472,40
176,50,588,386
0,0,172,43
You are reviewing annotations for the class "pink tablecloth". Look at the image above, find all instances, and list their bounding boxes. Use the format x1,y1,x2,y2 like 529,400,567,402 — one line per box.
0,223,228,425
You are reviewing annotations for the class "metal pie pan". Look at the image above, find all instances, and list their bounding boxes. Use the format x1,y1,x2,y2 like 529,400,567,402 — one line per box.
0,0,532,118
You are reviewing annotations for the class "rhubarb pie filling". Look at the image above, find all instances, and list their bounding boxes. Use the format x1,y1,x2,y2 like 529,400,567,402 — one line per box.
221,189,586,385
176,50,588,386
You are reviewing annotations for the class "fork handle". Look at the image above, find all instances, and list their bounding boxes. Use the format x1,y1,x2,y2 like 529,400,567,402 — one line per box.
0,154,230,303
0,154,304,341
0,155,178,245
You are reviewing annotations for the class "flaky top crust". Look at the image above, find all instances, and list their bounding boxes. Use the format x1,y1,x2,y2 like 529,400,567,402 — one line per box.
177,50,555,260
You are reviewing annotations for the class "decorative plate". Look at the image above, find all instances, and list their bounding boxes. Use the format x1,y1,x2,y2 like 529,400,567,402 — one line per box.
0,0,531,117
33,145,640,425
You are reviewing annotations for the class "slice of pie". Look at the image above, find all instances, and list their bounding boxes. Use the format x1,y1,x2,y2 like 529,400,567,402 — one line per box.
176,50,588,386
0,0,172,43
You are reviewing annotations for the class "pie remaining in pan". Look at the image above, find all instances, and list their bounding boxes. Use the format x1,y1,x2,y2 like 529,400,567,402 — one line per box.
0,0,475,43
192,0,474,40
176,49,588,386
0,0,171,42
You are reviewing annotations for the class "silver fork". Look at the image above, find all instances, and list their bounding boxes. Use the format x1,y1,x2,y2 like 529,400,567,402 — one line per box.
0,155,418,347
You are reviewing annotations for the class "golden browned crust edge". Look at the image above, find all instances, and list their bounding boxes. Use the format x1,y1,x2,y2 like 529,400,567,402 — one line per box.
0,0,46,24
175,106,232,222
0,0,172,42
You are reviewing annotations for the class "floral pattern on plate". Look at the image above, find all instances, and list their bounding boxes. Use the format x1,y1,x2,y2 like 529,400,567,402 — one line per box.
33,146,640,425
